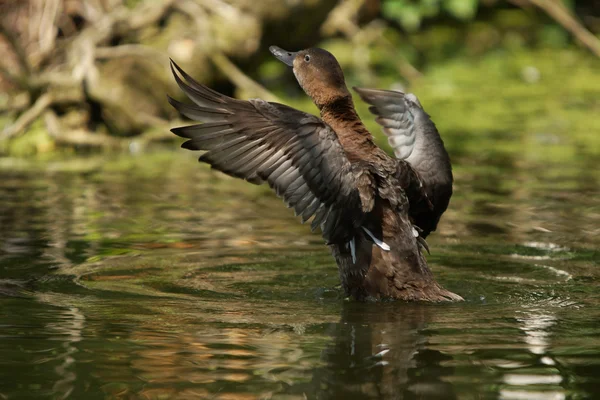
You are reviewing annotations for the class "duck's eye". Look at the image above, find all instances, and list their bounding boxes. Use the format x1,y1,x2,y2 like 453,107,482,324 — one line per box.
304,55,311,63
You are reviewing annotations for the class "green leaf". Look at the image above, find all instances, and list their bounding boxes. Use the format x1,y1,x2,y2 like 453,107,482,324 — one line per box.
444,0,478,20
382,1,423,32
421,0,442,18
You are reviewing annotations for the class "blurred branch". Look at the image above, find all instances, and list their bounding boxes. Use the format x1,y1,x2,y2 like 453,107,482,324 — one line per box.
45,109,172,149
1,93,53,140
321,0,421,82
0,23,31,75
34,0,61,66
1,0,176,143
131,128,176,148
119,0,175,33
173,0,210,33
0,63,26,88
170,0,272,101
359,21,423,82
96,45,165,59
68,0,175,86
321,0,364,37
0,92,30,114
28,71,81,90
210,52,279,102
89,85,170,130
175,0,277,100
521,0,600,58
1,0,346,153
1,88,83,140
44,109,120,148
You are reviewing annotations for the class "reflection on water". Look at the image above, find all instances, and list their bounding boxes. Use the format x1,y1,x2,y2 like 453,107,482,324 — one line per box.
46,306,84,400
0,151,599,399
501,310,562,400
308,304,456,400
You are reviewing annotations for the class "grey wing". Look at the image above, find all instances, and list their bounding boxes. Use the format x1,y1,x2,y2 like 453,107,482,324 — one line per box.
169,61,371,243
353,87,453,238
353,87,422,160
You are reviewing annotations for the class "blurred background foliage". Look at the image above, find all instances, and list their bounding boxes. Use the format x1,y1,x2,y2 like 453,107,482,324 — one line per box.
0,0,598,157
382,0,479,30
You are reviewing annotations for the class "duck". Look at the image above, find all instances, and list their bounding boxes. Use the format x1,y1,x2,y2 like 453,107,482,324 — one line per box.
168,46,462,302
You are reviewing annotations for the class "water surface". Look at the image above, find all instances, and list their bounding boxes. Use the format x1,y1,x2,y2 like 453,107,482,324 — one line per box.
0,149,598,399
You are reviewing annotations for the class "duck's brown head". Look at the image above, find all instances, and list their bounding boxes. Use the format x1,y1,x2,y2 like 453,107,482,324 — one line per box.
269,46,349,108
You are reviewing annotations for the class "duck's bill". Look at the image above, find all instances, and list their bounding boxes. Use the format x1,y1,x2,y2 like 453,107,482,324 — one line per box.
269,46,297,67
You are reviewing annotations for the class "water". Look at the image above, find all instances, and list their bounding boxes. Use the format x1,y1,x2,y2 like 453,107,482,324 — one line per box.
0,149,598,400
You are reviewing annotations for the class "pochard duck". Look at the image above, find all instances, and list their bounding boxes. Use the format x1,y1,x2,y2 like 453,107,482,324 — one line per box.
168,46,462,302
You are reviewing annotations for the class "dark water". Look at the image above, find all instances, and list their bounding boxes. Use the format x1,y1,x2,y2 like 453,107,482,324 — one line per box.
0,150,598,400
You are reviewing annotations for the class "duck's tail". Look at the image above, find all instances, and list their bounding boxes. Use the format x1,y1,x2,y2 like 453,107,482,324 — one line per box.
332,209,463,302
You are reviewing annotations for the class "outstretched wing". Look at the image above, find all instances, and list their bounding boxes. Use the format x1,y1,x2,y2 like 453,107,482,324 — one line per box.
353,87,453,238
168,61,372,243
353,87,426,161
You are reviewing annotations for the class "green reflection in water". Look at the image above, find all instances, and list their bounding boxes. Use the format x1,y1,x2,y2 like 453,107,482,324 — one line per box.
0,148,598,400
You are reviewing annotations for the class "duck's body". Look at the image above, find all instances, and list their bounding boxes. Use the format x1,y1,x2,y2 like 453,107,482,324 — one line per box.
168,47,461,301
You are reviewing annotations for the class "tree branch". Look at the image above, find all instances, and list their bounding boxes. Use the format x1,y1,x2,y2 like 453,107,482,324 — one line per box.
526,0,600,57
210,52,280,102
321,0,422,82
0,92,30,114
0,23,31,75
1,88,84,140
1,93,53,140
95,44,166,60
0,63,26,88
45,109,173,150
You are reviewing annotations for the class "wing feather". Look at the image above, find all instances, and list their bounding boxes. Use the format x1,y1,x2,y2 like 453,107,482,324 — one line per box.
355,89,416,159
354,86,453,238
170,60,373,243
